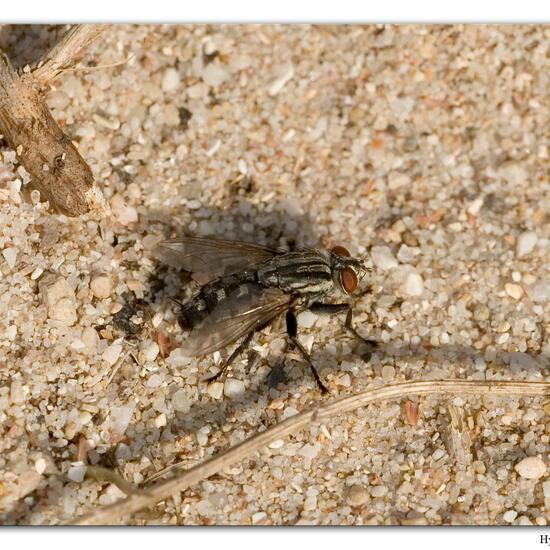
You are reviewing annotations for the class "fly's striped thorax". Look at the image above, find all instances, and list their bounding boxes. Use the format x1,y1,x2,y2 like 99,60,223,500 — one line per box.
257,250,334,295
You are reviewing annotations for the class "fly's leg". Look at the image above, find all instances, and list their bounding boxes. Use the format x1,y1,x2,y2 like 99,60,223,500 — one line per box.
309,302,378,361
285,310,328,393
203,330,255,383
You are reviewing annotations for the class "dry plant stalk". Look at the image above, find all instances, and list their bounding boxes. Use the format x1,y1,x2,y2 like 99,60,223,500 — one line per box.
68,378,550,525
0,24,105,216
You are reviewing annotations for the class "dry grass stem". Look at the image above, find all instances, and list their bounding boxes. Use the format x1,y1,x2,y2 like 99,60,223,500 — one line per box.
68,378,550,525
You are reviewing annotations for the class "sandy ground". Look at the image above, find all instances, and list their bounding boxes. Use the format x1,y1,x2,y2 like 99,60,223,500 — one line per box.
0,24,549,525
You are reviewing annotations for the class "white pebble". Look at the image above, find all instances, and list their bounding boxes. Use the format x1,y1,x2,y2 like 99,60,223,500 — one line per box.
102,343,122,366
251,511,267,524
403,272,424,296
388,172,411,190
6,325,16,341
39,274,78,326
269,439,285,449
267,64,294,96
207,382,224,399
530,281,550,303
30,267,43,280
202,63,229,87
154,413,167,428
504,283,523,300
224,378,245,398
34,457,46,475
432,449,446,461
516,231,538,258
146,374,163,388
2,247,17,269
90,273,112,299
515,456,546,479
105,403,136,436
370,246,398,270
370,485,387,498
381,364,395,382
338,373,352,387
396,244,420,264
110,194,138,225
67,462,87,483
297,310,318,329
298,443,320,460
141,341,159,363
172,389,191,413
346,485,369,506
161,68,181,92
503,510,518,523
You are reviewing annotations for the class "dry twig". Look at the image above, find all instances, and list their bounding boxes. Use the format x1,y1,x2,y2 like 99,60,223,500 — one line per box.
67,378,549,525
0,24,106,216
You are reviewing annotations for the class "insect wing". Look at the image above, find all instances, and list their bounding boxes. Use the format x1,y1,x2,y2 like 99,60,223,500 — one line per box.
181,284,291,356
158,236,278,280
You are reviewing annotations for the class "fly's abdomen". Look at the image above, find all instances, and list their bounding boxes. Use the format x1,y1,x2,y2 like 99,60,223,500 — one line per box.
257,251,333,294
179,272,255,329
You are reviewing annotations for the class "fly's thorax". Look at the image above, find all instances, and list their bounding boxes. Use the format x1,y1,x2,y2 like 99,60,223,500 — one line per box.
257,250,334,295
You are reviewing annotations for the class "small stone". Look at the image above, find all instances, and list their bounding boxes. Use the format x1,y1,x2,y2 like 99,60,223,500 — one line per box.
252,511,267,524
140,341,159,363
90,273,112,299
473,304,490,322
297,310,318,329
67,462,87,483
388,172,411,190
516,231,538,257
172,389,191,413
202,63,229,87
505,283,523,300
10,379,25,404
543,481,550,498
224,378,245,398
396,244,420,264
34,457,46,475
30,267,43,280
2,247,17,269
433,449,446,461
82,327,99,352
403,272,424,296
207,382,224,399
110,194,138,225
269,439,284,449
154,413,167,428
267,64,294,96
6,325,16,341
338,373,351,387
530,281,550,303
370,485,387,498
298,443,320,460
102,343,122,365
146,374,163,388
515,456,546,479
39,274,78,326
303,496,317,511
503,510,518,523
370,246,398,270
381,364,395,382
161,68,181,92
346,485,369,507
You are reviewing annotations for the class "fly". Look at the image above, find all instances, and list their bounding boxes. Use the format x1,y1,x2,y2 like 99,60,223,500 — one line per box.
159,236,376,393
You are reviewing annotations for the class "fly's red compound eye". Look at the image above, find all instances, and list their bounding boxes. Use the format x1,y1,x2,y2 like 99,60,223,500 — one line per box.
332,245,350,257
340,267,358,294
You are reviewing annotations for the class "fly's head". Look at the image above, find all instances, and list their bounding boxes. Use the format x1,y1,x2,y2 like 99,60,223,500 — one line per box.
330,245,372,295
